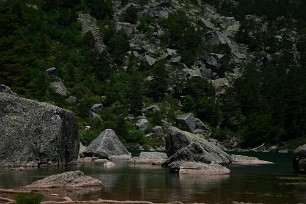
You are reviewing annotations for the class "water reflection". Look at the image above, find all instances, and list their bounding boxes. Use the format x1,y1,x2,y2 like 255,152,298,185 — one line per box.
0,153,306,203
179,174,229,189
0,168,67,188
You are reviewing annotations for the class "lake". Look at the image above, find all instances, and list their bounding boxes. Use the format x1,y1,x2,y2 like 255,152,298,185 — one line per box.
1,152,306,203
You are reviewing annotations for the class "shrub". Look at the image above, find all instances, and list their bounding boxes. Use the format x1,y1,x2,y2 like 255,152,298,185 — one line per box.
148,110,163,126
16,193,44,204
108,30,130,64
126,129,146,144
137,16,153,34
79,128,101,144
122,5,138,24
85,0,113,20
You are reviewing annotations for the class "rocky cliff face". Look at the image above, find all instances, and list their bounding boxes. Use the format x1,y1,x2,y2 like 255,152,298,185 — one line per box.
0,92,79,167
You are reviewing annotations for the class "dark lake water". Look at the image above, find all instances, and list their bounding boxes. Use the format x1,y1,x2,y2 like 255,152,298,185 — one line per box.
1,152,306,203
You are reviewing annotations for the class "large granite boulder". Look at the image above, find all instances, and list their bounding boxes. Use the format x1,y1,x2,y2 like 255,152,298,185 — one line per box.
115,22,136,37
83,129,131,159
153,126,164,137
143,104,160,115
45,67,58,78
0,92,79,167
90,103,103,113
182,68,203,79
135,118,150,131
211,78,229,94
293,144,306,173
144,55,157,66
165,127,231,166
25,170,103,189
50,79,69,96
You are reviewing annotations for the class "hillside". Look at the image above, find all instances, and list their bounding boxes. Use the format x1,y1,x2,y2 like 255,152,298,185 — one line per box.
1,0,306,151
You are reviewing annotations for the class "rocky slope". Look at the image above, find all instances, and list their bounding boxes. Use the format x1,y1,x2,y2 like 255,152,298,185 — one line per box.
108,0,247,89
73,0,250,149
1,0,305,151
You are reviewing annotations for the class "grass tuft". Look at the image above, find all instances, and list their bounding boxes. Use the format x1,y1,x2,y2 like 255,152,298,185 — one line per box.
15,193,44,204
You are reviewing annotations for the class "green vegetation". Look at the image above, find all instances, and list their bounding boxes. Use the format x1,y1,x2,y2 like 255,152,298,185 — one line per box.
159,9,204,66
279,176,306,186
85,0,113,20
15,193,44,204
205,0,306,20
1,0,306,150
122,5,138,24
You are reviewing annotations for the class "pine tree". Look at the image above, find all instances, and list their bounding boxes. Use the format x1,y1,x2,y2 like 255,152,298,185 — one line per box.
129,72,143,116
148,62,168,101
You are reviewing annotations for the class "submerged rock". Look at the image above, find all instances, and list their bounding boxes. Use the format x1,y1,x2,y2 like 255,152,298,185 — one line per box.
104,161,116,168
293,144,306,173
0,92,79,167
83,129,131,159
231,154,273,165
25,170,103,188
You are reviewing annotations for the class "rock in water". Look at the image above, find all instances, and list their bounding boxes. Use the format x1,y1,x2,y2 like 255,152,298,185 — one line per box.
25,170,103,188
104,161,116,168
293,144,306,173
179,162,230,175
129,152,168,165
83,129,131,159
0,92,79,167
165,126,231,165
231,154,273,165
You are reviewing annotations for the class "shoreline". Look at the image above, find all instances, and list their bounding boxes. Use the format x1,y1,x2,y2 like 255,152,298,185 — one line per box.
0,188,179,204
